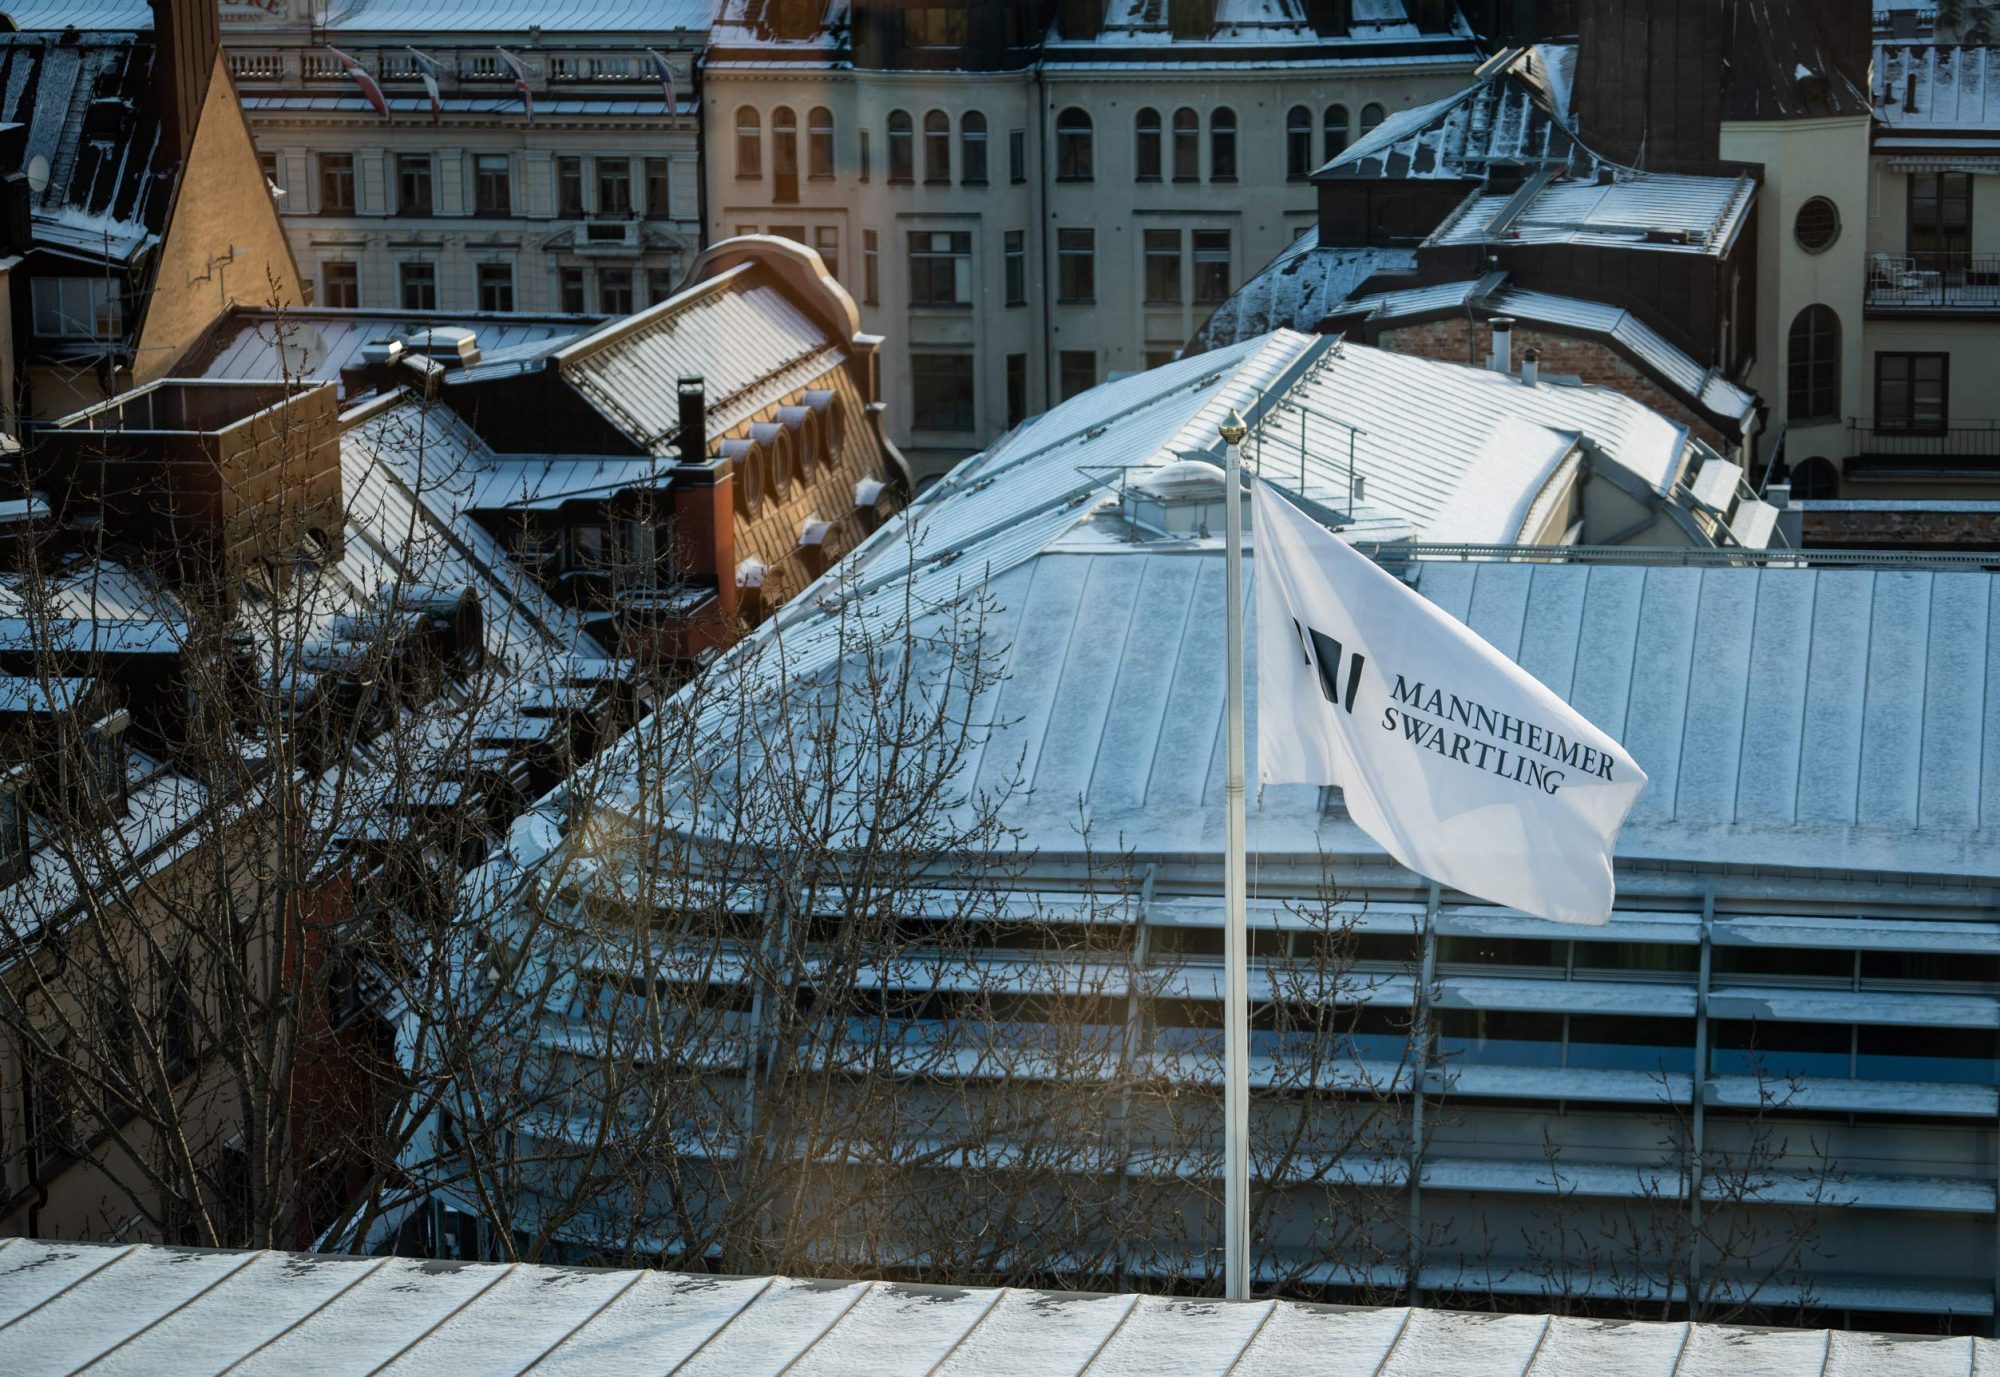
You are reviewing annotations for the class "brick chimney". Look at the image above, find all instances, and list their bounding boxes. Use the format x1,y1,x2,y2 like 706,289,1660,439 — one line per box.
150,0,220,165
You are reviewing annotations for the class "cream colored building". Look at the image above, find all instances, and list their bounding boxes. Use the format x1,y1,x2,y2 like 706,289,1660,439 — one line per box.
9,0,709,321
704,0,1480,479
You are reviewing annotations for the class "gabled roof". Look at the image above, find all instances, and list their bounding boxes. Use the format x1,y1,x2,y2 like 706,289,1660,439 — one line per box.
0,1239,1990,1375
1317,52,1597,181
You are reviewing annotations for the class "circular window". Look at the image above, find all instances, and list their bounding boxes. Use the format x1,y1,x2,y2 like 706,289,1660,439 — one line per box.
1794,197,1840,253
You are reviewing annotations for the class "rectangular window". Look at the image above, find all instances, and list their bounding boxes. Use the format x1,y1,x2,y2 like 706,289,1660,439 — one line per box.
648,267,678,306
599,266,634,315
813,225,840,279
319,152,355,213
596,157,632,215
30,277,122,338
908,230,972,306
1875,352,1948,433
864,228,880,305
397,154,433,216
399,261,437,310
860,128,872,182
1006,352,1027,428
557,156,585,216
474,153,511,216
1004,229,1026,306
1059,349,1095,401
477,262,514,312
1192,229,1231,304
258,150,279,187
559,266,587,313
644,157,672,219
1057,227,1095,302
911,351,975,431
321,260,359,308
1143,228,1181,304
1009,128,1026,183
1909,170,1972,255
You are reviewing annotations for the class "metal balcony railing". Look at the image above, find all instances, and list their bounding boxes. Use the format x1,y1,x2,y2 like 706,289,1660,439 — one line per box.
1865,251,2000,309
1848,418,2000,462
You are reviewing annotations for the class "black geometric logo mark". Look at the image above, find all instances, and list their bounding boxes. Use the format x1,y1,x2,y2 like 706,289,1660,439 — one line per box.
1293,618,1364,715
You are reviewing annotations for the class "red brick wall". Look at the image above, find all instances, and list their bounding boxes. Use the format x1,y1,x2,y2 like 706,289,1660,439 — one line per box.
1374,319,1732,453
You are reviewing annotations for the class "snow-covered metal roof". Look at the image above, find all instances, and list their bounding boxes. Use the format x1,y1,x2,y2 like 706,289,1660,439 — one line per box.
554,262,839,456
189,309,597,396
0,32,172,263
1325,281,1759,430
1318,60,1596,181
0,1239,1987,1375
1428,171,1758,257
1186,228,1414,355
1876,43,2000,133
610,333,1992,888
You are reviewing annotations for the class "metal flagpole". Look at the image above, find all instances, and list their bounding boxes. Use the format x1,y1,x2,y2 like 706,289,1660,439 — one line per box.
1218,407,1251,1301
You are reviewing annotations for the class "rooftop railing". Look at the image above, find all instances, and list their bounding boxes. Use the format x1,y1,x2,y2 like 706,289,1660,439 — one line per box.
1865,251,2000,310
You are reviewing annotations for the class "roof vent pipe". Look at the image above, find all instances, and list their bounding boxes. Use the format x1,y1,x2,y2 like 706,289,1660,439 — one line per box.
677,375,706,465
1521,347,1539,387
1905,73,1919,113
1488,316,1515,374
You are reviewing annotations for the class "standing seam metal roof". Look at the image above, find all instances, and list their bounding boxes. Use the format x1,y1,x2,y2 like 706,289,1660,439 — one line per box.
0,1240,1989,1375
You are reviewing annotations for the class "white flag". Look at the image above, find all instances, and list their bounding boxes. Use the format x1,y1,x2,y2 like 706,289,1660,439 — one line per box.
1252,478,1646,925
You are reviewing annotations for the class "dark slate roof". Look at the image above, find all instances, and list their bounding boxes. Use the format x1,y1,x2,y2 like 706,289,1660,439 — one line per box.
0,32,172,263
1723,0,1875,120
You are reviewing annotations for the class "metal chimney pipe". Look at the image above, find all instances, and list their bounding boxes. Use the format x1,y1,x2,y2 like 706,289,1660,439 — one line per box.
1489,316,1515,373
677,375,707,464
1521,347,1539,387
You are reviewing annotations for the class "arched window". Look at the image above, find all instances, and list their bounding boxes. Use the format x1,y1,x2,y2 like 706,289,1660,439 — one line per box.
1789,456,1838,500
808,106,834,178
1056,107,1093,181
1135,108,1162,181
1323,104,1350,159
735,106,762,178
1286,105,1312,180
1787,305,1841,422
1210,107,1237,181
1359,102,1386,137
771,106,798,188
923,109,950,183
887,110,913,183
1172,108,1198,180
753,422,793,498
960,111,988,184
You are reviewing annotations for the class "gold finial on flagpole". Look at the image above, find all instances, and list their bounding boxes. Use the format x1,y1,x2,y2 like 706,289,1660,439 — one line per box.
1219,408,1248,446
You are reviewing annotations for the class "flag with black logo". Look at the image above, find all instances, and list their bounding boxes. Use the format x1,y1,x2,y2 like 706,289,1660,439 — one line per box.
1251,477,1647,925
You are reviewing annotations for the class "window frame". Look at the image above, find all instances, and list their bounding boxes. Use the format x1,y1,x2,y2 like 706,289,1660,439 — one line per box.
735,106,763,179
557,156,585,217
320,260,359,309
923,109,951,184
888,110,915,184
1908,170,1972,256
808,105,835,179
907,229,972,307
960,110,988,185
1135,108,1163,182
319,151,356,214
1286,105,1312,181
910,350,976,433
1192,228,1232,305
396,153,434,217
1057,226,1096,303
1786,304,1842,423
643,157,672,220
1324,104,1351,160
473,153,512,217
595,157,633,216
1171,108,1199,182
1004,228,1026,307
1055,107,1094,183
1874,351,1949,434
398,260,438,311
1209,107,1237,182
1143,228,1181,305
476,260,515,312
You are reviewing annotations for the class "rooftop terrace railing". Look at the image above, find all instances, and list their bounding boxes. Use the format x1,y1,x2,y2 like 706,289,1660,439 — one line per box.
1865,251,2000,310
